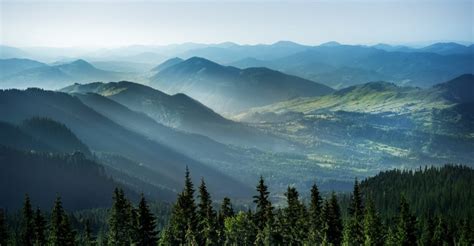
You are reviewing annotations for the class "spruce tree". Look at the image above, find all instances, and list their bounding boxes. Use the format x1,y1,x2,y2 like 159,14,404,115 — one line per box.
308,183,323,244
394,196,417,246
363,197,384,246
49,196,75,246
217,197,234,245
33,207,47,246
185,223,198,246
0,208,8,246
166,167,198,244
83,220,95,246
224,211,257,245
281,186,307,244
253,176,272,232
459,219,474,246
344,179,365,246
158,227,173,246
108,188,132,246
419,216,435,246
136,194,159,246
322,192,343,246
197,179,218,245
21,194,35,246
129,204,140,245
432,216,450,246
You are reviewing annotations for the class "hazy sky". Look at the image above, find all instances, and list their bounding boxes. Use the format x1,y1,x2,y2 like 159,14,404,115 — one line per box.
1,0,472,47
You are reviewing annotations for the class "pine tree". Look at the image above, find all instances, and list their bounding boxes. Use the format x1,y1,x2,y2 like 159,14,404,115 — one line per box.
21,194,35,246
419,216,435,246
432,216,450,246
136,194,159,246
218,197,234,226
281,186,307,244
459,219,473,246
197,179,218,245
108,188,131,246
83,220,95,246
253,176,272,232
185,223,198,246
0,208,8,246
158,227,173,246
344,179,365,246
129,204,140,245
394,196,417,246
224,211,257,245
166,167,198,244
363,197,384,246
49,196,75,246
308,183,323,245
33,207,47,246
217,197,234,245
322,192,343,246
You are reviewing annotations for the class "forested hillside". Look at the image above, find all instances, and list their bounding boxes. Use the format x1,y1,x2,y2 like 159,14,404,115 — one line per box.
0,145,129,210
1,165,473,245
359,165,474,220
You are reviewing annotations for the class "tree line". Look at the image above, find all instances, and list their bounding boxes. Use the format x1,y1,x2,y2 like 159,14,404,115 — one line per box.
1,166,473,245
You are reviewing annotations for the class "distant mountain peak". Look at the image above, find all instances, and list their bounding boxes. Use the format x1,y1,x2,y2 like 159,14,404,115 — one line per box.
62,59,96,70
179,57,226,70
151,57,184,72
272,41,301,47
320,41,341,47
186,56,214,63
70,59,92,66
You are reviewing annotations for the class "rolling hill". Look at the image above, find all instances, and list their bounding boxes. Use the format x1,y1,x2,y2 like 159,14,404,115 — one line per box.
150,57,334,114
234,75,474,175
238,74,473,117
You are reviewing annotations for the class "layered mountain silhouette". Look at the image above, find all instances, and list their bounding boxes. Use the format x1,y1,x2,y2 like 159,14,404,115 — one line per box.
0,59,123,89
229,44,474,88
0,88,251,197
150,57,334,113
0,119,149,210
61,81,292,151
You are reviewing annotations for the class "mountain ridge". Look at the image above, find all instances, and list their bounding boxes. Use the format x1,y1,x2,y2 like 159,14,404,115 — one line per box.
150,56,334,114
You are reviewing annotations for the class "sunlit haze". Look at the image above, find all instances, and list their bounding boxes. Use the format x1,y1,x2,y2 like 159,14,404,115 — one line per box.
1,0,472,47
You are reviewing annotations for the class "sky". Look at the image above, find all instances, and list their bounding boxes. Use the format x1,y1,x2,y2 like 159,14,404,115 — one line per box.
0,0,473,47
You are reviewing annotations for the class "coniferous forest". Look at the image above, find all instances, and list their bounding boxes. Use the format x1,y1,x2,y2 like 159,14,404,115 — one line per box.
1,165,473,246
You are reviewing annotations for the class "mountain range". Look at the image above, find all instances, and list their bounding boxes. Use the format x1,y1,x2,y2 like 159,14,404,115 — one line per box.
150,57,334,113
1,41,473,209
0,59,124,89
2,41,473,91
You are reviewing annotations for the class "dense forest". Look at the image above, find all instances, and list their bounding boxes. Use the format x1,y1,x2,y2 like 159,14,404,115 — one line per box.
0,145,129,210
1,165,473,245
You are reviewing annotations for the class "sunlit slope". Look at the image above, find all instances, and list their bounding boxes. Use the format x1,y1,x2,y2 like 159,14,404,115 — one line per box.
61,81,293,151
0,88,251,197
